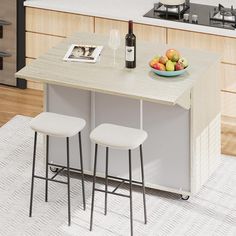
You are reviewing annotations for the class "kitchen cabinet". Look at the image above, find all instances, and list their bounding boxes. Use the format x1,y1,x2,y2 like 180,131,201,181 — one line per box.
221,91,236,118
26,58,43,90
95,18,167,43
26,32,64,59
26,7,94,37
167,28,236,64
221,63,236,93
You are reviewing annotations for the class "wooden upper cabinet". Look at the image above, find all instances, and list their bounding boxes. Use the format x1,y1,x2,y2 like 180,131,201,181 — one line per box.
168,29,236,64
26,7,94,37
95,18,167,43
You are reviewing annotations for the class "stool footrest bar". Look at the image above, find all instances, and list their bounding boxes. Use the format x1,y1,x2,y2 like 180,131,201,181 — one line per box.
48,163,82,173
34,175,68,185
94,188,130,198
112,180,125,193
107,175,142,185
51,167,65,180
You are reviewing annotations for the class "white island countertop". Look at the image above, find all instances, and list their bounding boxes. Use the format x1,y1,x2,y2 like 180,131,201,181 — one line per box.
24,0,236,38
16,32,220,109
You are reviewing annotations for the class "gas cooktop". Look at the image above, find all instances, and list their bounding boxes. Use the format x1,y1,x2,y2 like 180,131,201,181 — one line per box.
144,3,236,30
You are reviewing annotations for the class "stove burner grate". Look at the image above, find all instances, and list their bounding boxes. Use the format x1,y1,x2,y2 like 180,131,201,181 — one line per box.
210,4,236,27
154,1,190,20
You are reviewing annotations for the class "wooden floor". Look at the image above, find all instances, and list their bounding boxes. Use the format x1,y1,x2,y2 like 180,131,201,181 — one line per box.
0,85,235,156
0,85,43,127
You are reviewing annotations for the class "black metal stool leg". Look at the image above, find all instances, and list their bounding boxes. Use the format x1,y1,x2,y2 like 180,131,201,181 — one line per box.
104,147,109,215
90,144,98,231
78,132,86,211
29,132,37,217
129,149,133,236
66,137,71,226
45,135,49,202
140,145,147,224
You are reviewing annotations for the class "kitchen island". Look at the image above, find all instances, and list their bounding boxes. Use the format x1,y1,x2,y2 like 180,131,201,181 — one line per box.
16,32,221,197
23,0,236,121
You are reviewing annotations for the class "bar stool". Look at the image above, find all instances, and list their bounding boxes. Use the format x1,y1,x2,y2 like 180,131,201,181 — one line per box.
29,112,86,226
89,123,148,236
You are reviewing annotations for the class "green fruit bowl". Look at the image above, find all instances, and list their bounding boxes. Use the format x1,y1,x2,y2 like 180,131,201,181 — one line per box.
151,66,189,77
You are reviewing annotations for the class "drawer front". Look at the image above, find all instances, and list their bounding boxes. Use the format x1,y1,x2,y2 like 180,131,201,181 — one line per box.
26,57,43,90
95,18,128,35
168,29,236,64
221,63,236,93
221,91,236,117
26,7,94,37
26,32,64,58
134,23,166,43
95,18,167,43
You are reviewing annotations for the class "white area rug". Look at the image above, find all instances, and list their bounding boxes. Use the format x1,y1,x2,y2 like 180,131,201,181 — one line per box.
0,115,236,236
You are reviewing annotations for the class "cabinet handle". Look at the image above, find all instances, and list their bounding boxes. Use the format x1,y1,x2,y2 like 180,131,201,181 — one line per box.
0,20,11,26
0,20,11,39
0,51,12,70
0,51,12,57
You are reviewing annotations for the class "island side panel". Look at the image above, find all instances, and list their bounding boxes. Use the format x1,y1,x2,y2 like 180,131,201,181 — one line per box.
45,84,91,170
191,61,221,194
94,93,141,179
143,102,191,193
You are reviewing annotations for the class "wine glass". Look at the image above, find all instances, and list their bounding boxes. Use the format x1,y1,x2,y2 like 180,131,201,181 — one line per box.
108,29,121,65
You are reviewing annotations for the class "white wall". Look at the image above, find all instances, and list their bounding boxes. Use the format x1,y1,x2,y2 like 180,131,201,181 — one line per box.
191,0,236,7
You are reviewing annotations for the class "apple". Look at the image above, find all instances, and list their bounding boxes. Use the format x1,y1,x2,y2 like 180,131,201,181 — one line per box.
175,62,184,71
178,57,188,68
153,62,166,71
166,49,180,62
166,60,175,71
149,58,159,67
153,55,161,60
159,56,168,65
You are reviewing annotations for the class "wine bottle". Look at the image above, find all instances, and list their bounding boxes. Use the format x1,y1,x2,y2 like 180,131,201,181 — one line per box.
125,20,136,69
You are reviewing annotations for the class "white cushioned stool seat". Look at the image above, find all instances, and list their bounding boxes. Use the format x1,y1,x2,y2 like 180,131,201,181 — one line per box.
90,123,148,150
30,112,86,138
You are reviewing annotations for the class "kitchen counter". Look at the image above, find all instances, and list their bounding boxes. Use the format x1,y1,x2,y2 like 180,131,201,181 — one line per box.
24,0,236,38
15,32,221,196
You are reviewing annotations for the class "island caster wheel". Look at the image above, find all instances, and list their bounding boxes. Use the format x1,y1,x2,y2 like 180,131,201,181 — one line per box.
50,166,59,173
181,195,190,201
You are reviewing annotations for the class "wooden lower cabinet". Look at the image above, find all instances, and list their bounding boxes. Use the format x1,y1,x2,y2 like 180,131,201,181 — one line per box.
26,7,94,37
25,58,43,90
221,91,236,117
221,63,236,93
26,32,64,59
167,28,236,65
95,17,167,43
